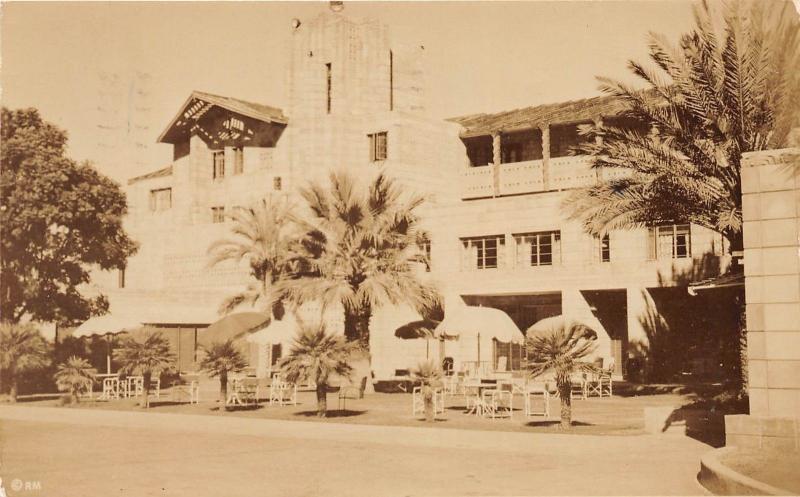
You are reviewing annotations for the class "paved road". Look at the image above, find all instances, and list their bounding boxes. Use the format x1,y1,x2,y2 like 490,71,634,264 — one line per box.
0,406,709,497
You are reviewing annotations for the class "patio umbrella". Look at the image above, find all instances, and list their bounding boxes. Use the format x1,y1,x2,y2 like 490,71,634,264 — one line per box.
526,314,598,341
246,315,298,345
73,314,144,374
434,305,523,368
199,312,270,347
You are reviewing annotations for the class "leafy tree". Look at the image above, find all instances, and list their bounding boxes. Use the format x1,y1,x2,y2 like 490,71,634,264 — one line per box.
1,107,138,325
411,360,443,422
54,356,96,404
285,172,437,351
113,330,175,408
199,339,248,405
279,322,357,417
564,0,800,254
0,322,50,401
525,321,597,429
208,196,297,317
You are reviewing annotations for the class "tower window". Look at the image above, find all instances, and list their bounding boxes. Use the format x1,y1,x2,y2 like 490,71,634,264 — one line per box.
233,147,244,175
273,176,282,191
368,132,388,161
213,151,225,179
211,206,225,223
326,63,332,114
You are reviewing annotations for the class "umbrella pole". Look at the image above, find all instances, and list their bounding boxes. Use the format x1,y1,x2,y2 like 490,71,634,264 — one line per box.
477,332,481,374
107,336,112,374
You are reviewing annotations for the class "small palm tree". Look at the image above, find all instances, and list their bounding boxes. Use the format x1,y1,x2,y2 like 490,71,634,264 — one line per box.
199,339,248,406
279,322,357,417
411,360,443,422
208,196,296,317
113,329,175,408
54,357,96,404
0,322,50,402
525,321,597,429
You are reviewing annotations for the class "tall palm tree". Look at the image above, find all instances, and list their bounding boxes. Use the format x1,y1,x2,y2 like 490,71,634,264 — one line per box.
525,320,597,430
114,329,175,408
285,171,438,350
199,339,248,406
278,322,357,417
208,195,296,316
564,0,800,253
54,356,96,404
0,322,50,401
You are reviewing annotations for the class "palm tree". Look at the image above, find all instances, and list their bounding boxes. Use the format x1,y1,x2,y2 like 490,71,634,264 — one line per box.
199,339,248,406
0,322,50,401
278,322,357,417
208,196,296,316
411,360,443,422
113,329,175,408
285,171,438,351
54,356,96,404
525,320,597,429
564,0,799,253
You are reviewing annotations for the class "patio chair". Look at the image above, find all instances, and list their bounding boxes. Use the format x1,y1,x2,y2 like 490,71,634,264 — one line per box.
411,386,445,417
524,383,550,417
443,372,464,396
171,374,200,404
463,381,483,415
338,376,367,410
127,376,144,398
227,378,259,407
269,378,297,406
100,377,120,400
482,388,513,419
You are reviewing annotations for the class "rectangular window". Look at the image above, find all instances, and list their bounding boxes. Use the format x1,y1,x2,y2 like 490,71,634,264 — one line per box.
597,234,611,263
118,268,125,289
461,235,505,270
273,176,282,191
368,132,388,161
233,147,244,175
417,235,432,272
212,151,225,179
148,188,172,212
211,206,225,223
325,62,332,114
513,231,561,267
648,224,691,260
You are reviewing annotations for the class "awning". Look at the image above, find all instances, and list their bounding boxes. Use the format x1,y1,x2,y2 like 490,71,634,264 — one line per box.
199,312,270,346
688,271,745,296
526,315,598,340
72,314,143,339
246,315,299,345
434,305,524,343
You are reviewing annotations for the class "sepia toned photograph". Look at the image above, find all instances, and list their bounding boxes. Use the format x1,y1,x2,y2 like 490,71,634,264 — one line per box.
1,0,799,495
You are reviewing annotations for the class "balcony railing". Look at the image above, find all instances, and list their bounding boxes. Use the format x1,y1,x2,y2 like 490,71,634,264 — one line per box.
460,156,625,199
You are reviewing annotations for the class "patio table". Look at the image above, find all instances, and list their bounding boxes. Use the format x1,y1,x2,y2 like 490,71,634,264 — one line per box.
463,381,498,416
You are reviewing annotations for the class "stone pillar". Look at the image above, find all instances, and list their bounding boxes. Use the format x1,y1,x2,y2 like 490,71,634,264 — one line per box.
492,132,501,197
726,147,800,451
540,124,550,191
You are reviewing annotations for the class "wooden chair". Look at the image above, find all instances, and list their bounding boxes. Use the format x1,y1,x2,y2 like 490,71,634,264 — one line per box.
483,388,513,419
269,378,297,406
338,376,367,410
228,378,258,407
524,383,550,417
100,377,120,400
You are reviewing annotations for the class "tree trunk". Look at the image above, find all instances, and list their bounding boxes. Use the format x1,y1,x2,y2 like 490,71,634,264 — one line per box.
344,304,371,349
9,376,18,403
142,371,151,408
423,386,434,422
558,380,572,429
316,384,327,417
220,371,228,407
71,391,80,405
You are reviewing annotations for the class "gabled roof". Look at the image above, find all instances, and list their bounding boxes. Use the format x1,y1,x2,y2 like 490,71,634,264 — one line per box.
449,94,631,138
157,90,287,144
128,165,172,185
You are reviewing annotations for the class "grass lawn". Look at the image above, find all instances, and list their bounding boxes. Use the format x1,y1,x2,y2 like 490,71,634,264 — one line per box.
18,385,693,436
719,447,800,493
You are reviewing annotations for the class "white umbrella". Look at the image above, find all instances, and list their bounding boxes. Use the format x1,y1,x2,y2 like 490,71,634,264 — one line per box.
434,305,523,369
72,314,143,373
246,315,298,345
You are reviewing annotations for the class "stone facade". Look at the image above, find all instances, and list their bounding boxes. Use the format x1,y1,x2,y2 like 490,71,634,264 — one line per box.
91,9,742,381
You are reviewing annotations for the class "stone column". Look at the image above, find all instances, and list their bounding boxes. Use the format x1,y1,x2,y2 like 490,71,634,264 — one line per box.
540,124,550,191
726,147,800,451
492,132,501,197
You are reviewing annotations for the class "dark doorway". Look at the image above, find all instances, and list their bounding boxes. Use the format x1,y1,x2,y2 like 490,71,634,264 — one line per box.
581,289,627,376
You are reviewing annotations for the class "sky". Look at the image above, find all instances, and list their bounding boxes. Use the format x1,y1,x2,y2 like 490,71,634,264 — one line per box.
1,1,700,182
